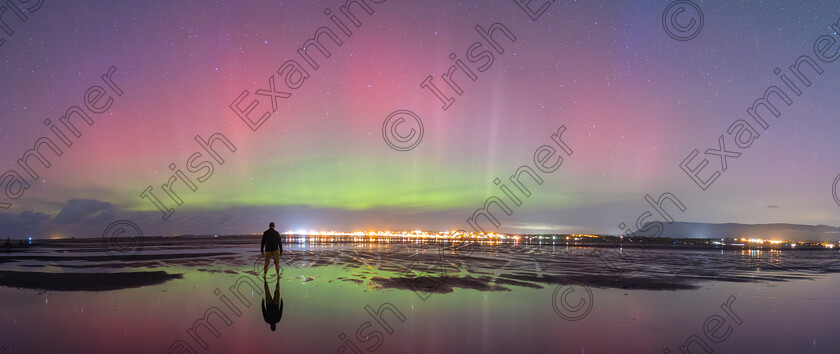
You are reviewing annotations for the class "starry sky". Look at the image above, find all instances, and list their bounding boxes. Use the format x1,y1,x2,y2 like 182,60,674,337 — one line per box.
2,0,840,238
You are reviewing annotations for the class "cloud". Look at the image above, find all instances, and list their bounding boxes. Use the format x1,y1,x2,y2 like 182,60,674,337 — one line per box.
767,205,780,209
0,210,52,237
53,199,114,224
0,210,51,227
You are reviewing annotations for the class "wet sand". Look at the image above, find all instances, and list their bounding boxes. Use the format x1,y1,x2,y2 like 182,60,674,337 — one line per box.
2,237,840,353
2,236,838,293
0,270,182,291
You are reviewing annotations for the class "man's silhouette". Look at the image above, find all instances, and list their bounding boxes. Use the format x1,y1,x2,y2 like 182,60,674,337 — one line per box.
262,278,283,331
261,221,283,278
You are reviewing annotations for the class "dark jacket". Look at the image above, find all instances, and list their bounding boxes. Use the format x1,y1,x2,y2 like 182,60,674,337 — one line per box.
262,298,283,325
261,228,282,253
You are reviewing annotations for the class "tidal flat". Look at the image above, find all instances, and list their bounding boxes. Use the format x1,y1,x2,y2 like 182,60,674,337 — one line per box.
1,237,839,353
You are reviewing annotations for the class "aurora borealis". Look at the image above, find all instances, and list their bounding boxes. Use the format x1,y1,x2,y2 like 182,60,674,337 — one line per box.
2,0,840,238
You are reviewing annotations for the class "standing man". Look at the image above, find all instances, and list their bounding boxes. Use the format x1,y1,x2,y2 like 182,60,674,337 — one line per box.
261,221,283,278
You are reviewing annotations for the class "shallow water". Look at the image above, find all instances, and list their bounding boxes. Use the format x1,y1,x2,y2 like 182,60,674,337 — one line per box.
1,239,839,353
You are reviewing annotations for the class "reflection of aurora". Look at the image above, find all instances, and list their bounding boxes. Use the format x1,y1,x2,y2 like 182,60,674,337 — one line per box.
168,267,264,352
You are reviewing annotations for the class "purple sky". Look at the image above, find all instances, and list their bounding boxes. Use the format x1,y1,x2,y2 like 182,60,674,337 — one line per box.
1,0,840,238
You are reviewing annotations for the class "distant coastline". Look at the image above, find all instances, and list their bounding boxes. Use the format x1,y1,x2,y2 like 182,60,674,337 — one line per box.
4,230,838,252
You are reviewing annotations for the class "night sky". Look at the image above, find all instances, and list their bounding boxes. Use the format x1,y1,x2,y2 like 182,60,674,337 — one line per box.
2,0,840,238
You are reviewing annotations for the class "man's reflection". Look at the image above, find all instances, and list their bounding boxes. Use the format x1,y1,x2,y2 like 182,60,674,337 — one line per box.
262,278,283,331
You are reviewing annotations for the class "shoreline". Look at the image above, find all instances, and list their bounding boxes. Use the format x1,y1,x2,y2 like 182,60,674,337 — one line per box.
4,234,838,252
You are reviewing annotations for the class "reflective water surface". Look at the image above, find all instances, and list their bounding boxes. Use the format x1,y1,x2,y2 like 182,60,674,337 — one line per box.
1,238,839,353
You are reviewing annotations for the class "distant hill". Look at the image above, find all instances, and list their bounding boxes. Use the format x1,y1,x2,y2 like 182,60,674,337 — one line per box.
660,222,840,242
